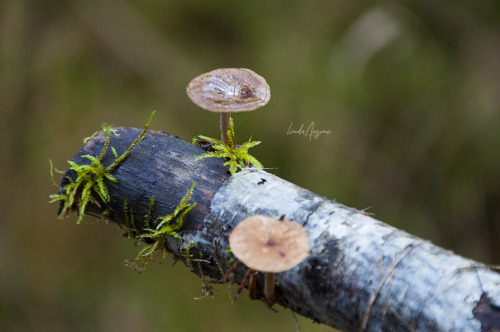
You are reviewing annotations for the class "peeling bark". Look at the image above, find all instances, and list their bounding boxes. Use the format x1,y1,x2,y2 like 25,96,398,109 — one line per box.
58,127,500,331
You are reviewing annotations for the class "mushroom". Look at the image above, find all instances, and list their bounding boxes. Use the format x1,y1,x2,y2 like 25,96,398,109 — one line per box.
186,68,271,146
228,215,310,306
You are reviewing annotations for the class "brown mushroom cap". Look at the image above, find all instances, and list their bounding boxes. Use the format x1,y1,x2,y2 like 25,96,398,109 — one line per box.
229,215,310,273
186,68,271,113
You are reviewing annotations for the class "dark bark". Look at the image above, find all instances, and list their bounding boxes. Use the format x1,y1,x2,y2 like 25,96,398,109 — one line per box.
57,127,500,332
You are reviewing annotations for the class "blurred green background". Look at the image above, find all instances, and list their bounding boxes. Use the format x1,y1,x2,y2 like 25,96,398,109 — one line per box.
1,0,500,330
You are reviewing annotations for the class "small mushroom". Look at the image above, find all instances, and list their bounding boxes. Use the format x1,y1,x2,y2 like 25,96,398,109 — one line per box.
229,215,310,306
186,68,271,145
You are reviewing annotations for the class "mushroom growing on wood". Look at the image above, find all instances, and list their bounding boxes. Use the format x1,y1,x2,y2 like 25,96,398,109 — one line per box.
186,68,271,146
228,215,310,306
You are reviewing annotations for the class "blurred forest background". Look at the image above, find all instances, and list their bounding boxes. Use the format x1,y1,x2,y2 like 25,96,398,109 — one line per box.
1,0,500,331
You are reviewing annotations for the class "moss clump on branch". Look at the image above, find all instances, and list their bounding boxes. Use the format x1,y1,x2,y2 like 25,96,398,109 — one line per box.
50,111,198,272
136,182,196,261
192,118,263,175
122,182,196,272
49,111,156,223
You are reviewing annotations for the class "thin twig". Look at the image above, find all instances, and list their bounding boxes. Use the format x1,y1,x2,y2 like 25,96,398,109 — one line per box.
219,260,242,283
231,268,254,304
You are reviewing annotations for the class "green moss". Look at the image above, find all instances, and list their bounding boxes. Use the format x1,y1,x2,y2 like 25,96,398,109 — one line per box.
185,241,196,270
136,182,196,261
51,111,199,272
213,243,225,279
226,246,235,266
143,196,155,229
123,197,139,239
83,123,119,144
192,118,262,175
102,209,110,218
49,111,156,223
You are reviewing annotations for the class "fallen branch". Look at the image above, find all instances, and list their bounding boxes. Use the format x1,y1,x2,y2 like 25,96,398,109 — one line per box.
54,127,500,331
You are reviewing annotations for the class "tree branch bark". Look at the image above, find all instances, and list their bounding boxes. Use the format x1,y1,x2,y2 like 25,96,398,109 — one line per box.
57,127,500,331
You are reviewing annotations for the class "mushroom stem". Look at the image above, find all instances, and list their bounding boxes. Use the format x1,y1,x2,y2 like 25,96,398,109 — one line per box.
220,113,232,146
264,273,276,306
248,270,259,300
